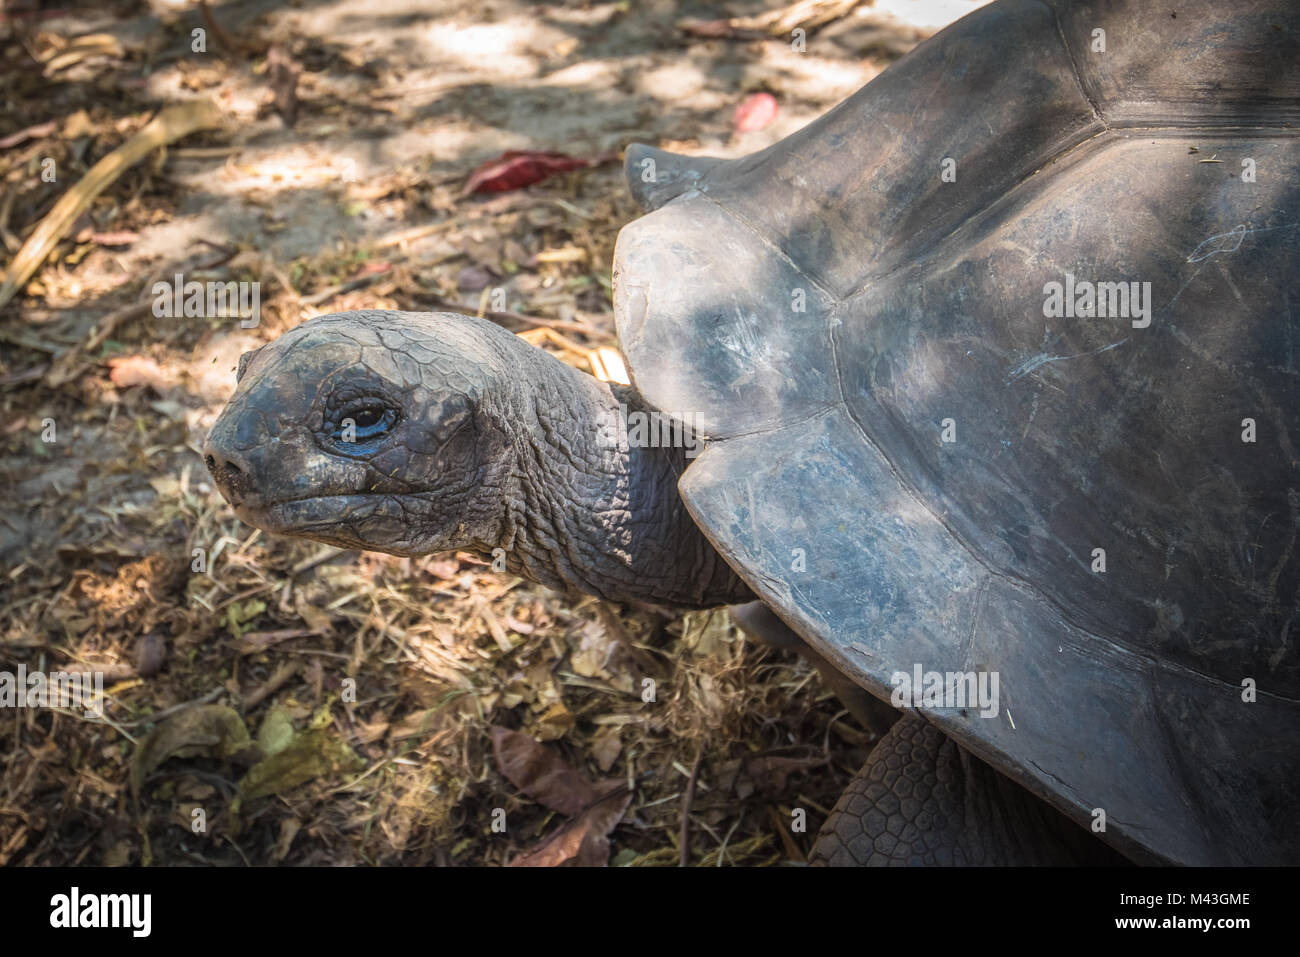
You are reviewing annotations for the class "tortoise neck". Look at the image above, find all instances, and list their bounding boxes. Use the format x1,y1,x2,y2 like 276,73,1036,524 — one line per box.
487,349,751,608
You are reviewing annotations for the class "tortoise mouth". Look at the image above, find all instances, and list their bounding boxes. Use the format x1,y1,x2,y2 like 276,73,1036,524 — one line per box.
238,493,384,534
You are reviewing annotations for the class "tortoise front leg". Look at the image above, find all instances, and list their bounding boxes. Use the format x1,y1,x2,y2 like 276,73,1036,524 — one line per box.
730,601,899,741
809,713,1128,866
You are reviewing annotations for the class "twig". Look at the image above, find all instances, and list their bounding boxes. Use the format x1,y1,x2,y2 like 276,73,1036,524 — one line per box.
0,99,224,310
300,260,404,307
0,363,49,388
715,817,743,867
0,186,19,253
767,805,807,863
242,660,299,710
0,121,57,151
419,293,606,336
44,299,153,387
679,745,703,867
373,222,455,249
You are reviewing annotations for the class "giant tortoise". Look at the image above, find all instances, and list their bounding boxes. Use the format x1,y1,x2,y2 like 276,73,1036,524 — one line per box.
203,0,1300,865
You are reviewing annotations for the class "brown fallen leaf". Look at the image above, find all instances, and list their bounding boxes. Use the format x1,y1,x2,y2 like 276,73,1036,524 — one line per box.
532,701,575,742
130,704,254,800
492,725,595,816
510,786,632,867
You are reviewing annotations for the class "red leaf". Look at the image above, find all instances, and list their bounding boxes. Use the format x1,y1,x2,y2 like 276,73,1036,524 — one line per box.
734,92,778,133
464,150,594,194
491,726,596,816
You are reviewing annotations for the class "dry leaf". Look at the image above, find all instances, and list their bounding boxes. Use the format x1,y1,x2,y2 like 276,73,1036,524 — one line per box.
238,726,363,801
492,725,594,816
532,700,575,741
272,818,302,863
510,786,632,867
591,726,622,773
130,704,253,799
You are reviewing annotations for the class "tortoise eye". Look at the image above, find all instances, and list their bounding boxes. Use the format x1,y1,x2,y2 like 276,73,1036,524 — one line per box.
333,402,397,446
353,407,383,429
327,400,397,452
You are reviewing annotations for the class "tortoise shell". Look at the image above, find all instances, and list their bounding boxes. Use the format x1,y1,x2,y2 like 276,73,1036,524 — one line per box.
613,0,1300,864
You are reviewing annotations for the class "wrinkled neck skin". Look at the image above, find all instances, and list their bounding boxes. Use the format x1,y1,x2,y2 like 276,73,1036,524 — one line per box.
477,342,751,609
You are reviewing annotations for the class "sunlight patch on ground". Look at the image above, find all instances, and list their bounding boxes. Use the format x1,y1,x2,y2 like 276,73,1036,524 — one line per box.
874,0,993,32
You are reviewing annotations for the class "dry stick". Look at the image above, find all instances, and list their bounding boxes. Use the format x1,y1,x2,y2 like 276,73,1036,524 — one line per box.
299,259,406,307
768,805,807,863
682,0,865,38
0,98,224,310
243,660,300,710
231,628,322,657
373,222,456,249
0,186,19,253
0,363,49,388
44,299,153,387
679,745,704,867
0,120,57,151
420,293,606,337
116,687,224,728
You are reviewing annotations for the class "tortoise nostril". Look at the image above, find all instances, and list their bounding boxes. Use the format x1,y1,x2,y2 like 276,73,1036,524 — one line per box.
204,447,253,505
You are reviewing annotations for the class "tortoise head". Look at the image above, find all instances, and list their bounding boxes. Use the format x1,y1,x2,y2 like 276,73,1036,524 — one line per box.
202,308,752,607
202,310,514,556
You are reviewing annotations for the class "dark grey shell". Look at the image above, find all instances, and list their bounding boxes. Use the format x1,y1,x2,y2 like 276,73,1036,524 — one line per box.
613,0,1300,865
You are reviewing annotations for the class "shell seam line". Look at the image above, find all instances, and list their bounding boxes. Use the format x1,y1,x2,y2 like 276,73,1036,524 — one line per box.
1049,0,1108,130
837,124,1112,305
1109,122,1300,135
697,194,841,305
708,402,838,444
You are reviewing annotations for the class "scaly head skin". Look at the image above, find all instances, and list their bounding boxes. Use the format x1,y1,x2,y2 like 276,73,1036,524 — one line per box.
203,310,751,608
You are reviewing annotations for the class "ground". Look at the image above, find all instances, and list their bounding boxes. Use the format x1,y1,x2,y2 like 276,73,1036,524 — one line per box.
0,0,985,866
